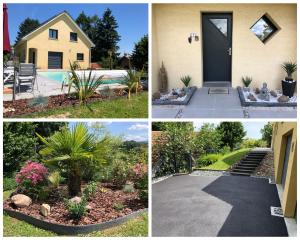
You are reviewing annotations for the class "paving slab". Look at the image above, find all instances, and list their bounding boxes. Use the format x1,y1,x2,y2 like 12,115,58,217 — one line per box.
152,106,181,118
152,175,288,237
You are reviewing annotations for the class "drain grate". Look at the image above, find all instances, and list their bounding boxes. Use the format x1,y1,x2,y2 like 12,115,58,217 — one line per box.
270,206,284,217
208,87,229,94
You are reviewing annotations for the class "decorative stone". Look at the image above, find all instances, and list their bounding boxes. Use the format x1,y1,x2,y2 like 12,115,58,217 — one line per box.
168,95,178,100
178,92,186,98
86,204,92,211
270,90,277,97
70,196,81,204
11,194,32,208
258,82,270,101
247,93,257,102
152,92,161,100
255,88,260,94
40,204,51,217
278,95,289,103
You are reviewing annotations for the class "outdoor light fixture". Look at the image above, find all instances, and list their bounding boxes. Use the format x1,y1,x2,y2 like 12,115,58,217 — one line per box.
188,33,199,44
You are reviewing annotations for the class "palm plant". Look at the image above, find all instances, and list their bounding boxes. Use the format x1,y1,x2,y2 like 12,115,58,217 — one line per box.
180,75,192,87
65,61,104,104
37,123,107,196
124,69,139,100
282,62,297,81
242,76,252,87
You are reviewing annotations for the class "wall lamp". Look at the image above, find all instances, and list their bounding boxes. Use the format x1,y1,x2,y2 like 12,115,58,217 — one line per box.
188,33,199,44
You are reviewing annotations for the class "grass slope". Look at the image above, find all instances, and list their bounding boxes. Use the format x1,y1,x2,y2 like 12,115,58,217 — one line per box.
200,148,251,170
3,190,148,237
19,92,148,118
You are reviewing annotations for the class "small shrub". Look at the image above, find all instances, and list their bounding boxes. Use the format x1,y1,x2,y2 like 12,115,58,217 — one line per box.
113,202,125,211
197,154,219,167
83,181,98,199
15,161,49,199
27,95,48,109
131,163,148,190
139,190,148,203
123,184,135,193
4,176,17,191
219,146,231,155
65,197,87,219
48,171,62,188
180,75,192,87
242,76,252,87
282,61,297,80
110,159,129,188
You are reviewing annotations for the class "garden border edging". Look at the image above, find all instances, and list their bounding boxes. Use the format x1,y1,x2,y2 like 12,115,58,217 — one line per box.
4,207,147,235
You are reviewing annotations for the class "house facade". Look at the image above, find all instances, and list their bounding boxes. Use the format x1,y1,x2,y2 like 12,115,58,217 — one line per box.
15,11,95,70
152,4,296,93
272,122,297,218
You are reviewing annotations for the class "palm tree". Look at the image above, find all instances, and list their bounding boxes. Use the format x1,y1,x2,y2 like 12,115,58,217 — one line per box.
124,69,138,100
37,123,107,196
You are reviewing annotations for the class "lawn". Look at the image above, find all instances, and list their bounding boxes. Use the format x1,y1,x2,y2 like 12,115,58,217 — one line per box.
198,148,251,170
18,92,148,118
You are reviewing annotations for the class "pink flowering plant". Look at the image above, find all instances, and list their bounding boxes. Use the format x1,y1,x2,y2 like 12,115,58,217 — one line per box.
15,161,49,199
131,163,148,190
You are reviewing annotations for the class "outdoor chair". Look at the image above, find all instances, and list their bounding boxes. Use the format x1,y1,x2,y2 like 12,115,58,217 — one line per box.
3,64,15,83
17,63,37,93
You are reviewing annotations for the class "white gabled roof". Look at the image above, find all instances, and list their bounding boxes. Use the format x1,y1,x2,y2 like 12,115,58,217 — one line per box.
16,11,95,47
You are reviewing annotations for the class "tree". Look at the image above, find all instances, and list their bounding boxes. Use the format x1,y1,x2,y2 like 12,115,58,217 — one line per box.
131,35,148,71
261,122,273,147
152,122,167,131
16,18,40,43
93,8,121,63
217,122,246,151
76,12,99,41
37,123,107,196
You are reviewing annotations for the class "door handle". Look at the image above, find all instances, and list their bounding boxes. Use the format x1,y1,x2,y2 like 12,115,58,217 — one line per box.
227,47,232,56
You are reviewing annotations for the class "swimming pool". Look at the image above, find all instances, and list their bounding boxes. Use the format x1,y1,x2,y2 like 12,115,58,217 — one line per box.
38,71,125,84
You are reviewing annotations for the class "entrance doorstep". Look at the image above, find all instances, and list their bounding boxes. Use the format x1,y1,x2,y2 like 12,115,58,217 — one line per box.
208,87,229,94
203,81,231,88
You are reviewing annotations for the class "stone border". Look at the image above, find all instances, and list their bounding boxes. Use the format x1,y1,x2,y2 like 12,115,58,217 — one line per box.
152,86,197,105
4,208,147,235
237,87,297,107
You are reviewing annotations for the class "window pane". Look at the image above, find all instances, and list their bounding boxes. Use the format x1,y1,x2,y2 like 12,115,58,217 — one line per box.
77,53,84,60
250,15,278,42
70,32,77,41
209,18,227,37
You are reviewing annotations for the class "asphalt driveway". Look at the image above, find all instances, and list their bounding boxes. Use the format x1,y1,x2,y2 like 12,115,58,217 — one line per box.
152,175,288,236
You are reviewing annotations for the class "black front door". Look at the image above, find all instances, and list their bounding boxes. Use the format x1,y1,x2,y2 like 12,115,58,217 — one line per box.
281,134,292,188
202,13,232,83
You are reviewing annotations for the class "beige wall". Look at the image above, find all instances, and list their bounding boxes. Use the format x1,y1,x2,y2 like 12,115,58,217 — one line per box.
15,14,92,70
272,122,297,217
152,4,297,93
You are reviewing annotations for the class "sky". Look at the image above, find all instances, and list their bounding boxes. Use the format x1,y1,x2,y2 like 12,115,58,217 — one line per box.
69,122,148,142
193,121,269,139
6,3,148,54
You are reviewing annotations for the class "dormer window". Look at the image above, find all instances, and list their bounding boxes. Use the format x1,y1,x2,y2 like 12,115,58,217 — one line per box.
49,29,58,39
70,32,78,42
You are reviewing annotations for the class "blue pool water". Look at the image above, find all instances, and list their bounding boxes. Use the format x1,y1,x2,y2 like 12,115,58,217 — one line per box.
39,71,125,84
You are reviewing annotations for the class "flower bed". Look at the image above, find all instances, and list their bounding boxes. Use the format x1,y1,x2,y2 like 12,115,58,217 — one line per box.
4,183,147,233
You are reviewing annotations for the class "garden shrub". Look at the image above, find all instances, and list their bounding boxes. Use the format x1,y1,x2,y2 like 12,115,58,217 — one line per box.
110,159,129,188
4,176,17,191
219,146,231,155
83,181,98,199
65,197,87,219
48,171,62,188
131,163,148,203
241,138,267,148
15,161,49,199
113,202,125,211
197,154,220,167
123,184,135,193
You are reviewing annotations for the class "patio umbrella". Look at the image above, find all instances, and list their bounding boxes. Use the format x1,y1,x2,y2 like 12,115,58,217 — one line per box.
3,3,11,53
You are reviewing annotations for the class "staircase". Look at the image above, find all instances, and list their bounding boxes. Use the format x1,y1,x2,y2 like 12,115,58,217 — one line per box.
230,150,268,176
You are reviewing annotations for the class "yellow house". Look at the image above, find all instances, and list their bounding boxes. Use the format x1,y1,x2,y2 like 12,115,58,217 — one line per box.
15,11,95,70
272,122,297,218
152,4,297,92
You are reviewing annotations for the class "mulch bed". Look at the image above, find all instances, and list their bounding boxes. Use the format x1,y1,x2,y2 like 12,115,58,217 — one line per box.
253,152,275,178
3,90,127,118
4,184,146,226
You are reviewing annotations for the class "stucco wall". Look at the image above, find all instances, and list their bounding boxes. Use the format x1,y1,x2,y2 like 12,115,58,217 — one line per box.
272,122,297,217
152,4,297,93
15,14,92,70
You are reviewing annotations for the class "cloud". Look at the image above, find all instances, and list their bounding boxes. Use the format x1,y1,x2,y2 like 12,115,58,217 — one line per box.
128,124,148,131
124,134,148,142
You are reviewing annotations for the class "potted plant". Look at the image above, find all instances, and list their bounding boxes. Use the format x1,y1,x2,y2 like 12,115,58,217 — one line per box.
180,75,191,91
281,61,297,97
242,76,252,92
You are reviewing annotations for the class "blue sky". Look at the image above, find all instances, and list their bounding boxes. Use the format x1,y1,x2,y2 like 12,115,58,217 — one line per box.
69,122,148,142
193,121,268,139
6,3,148,54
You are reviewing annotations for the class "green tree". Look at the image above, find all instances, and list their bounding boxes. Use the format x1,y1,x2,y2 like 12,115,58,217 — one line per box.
195,123,221,156
93,8,121,63
261,122,273,147
76,12,99,42
16,18,40,43
3,122,37,174
217,122,246,151
37,123,108,196
131,35,148,71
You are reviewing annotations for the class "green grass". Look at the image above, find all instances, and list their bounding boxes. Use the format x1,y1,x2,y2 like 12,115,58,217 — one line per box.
3,191,148,237
199,148,251,170
18,92,148,118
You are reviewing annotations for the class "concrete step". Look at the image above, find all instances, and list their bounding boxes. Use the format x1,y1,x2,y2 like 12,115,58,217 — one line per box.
235,165,256,170
230,172,251,176
231,168,253,173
